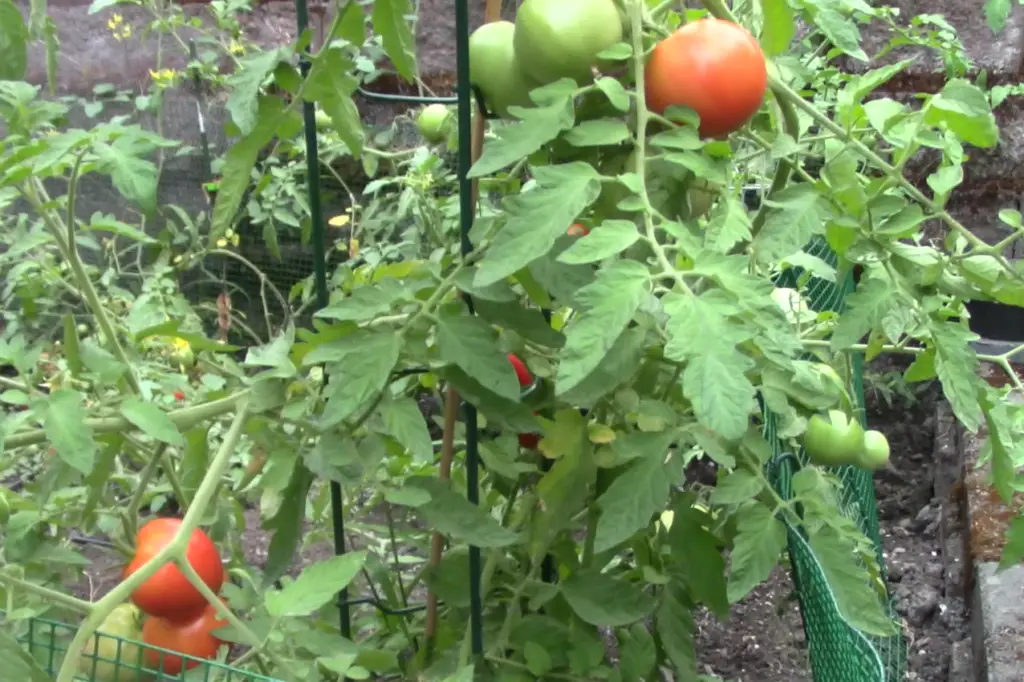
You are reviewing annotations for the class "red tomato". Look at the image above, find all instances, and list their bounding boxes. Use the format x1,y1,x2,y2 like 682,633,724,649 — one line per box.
567,223,590,237
645,18,767,138
518,432,541,450
507,353,533,388
173,391,185,401
123,518,224,622
141,603,228,675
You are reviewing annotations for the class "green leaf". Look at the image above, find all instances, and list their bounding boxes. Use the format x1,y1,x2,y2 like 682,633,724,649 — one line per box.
560,570,656,626
372,0,416,81
618,623,656,682
931,321,983,432
315,330,402,426
304,46,364,156
595,77,629,111
474,163,601,287
814,8,868,61
63,315,83,377
565,119,631,147
94,143,159,214
760,0,795,56
682,343,756,442
436,312,520,401
315,281,406,322
556,220,639,264
710,469,765,506
727,502,787,602
0,630,53,682
705,197,753,253
594,450,671,553
808,526,897,636
556,260,649,396
245,325,296,372
656,582,697,678
263,462,314,586
559,326,646,408
0,0,28,81
227,48,286,136
266,551,367,617
472,299,566,349
998,515,1024,568
985,0,1012,32
469,101,575,178
86,213,158,244
380,397,433,463
753,184,828,264
42,389,95,473
440,365,539,434
409,478,519,547
831,272,896,350
666,506,729,619
925,79,999,149
121,397,184,446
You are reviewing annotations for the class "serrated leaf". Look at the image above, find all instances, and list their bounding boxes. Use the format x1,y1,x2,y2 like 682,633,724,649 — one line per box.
316,330,402,426
266,551,367,617
381,397,433,463
704,197,752,253
472,299,566,349
710,468,764,506
727,502,787,602
560,570,656,626
754,184,829,263
371,0,416,81
469,101,575,178
556,260,650,395
931,321,983,432
831,272,896,350
808,526,897,636
559,326,646,408
226,48,286,136
121,397,184,446
556,220,639,264
474,163,601,287
683,348,756,442
565,119,631,147
315,282,404,322
666,506,729,618
618,623,656,682
0,0,28,80
985,0,1012,32
814,8,868,61
304,46,364,155
656,582,697,678
42,389,95,473
410,478,518,547
925,79,999,149
760,0,795,56
436,312,519,401
594,450,671,552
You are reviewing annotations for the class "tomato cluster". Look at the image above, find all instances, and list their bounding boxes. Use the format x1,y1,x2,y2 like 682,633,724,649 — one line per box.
123,518,228,675
802,410,891,471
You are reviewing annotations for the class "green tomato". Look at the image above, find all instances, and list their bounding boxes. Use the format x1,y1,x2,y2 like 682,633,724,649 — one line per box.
469,21,539,118
513,0,623,86
857,430,891,470
416,104,452,143
803,409,866,468
79,604,149,682
314,110,333,131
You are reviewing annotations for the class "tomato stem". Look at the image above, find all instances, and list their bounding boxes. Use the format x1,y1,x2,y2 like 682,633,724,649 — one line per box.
0,570,93,614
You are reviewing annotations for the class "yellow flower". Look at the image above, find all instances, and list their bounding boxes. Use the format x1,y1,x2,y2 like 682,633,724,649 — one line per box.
216,238,228,248
228,39,245,55
109,14,132,41
107,13,122,28
328,214,351,228
149,68,178,89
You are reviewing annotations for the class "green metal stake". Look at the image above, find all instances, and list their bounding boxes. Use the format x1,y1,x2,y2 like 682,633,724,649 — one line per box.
454,0,484,658
293,0,351,639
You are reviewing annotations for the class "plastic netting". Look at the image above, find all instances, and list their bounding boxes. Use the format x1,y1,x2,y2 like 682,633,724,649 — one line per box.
764,236,908,682
12,614,280,682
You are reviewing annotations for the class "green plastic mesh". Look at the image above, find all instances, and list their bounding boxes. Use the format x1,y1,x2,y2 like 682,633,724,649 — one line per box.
764,236,908,682
11,614,280,681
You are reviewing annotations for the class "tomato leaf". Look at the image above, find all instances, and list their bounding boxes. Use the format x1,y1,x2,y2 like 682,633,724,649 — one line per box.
560,570,656,627
656,581,698,678
813,9,868,62
42,389,96,473
120,397,184,447
379,396,433,463
0,0,27,81
372,0,417,82
226,48,288,136
666,507,729,619
0,630,52,682
704,196,753,253
830,270,896,350
556,220,639,264
924,79,999,149
408,478,518,548
555,260,650,396
985,0,1012,32
759,0,795,56
595,76,630,111
469,100,575,178
710,469,765,506
436,311,520,401
313,330,402,427
618,623,657,682
564,119,631,147
266,550,368,617
559,326,646,408
473,162,601,287
727,501,787,602
931,321,984,432
594,446,672,553
753,184,829,264
303,46,364,156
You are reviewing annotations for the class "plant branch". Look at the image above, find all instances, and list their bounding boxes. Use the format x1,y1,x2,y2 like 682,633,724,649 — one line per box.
0,572,93,614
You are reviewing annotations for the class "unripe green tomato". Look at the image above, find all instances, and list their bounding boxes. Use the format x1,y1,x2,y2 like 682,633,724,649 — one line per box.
416,104,452,143
314,110,333,131
803,409,865,468
79,604,149,682
857,430,891,470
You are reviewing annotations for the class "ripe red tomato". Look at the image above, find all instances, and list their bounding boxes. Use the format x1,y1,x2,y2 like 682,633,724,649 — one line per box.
173,391,185,401
567,223,590,237
518,432,541,450
141,603,227,675
507,353,533,388
123,518,224,622
645,18,767,138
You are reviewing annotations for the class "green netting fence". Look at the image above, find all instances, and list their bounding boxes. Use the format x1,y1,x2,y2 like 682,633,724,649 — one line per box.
12,614,281,681
765,235,908,682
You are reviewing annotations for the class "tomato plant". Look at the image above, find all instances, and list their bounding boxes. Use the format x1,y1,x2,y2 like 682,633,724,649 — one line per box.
141,604,228,675
645,18,768,138
123,518,224,622
79,605,146,682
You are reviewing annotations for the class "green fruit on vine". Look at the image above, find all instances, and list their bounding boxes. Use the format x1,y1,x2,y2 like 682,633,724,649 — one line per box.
416,104,452,143
857,430,891,470
513,0,624,86
803,409,865,468
469,21,539,118
79,604,149,682
314,110,333,131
